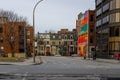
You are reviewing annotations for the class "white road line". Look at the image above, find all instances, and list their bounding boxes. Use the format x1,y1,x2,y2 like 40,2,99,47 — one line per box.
22,72,28,80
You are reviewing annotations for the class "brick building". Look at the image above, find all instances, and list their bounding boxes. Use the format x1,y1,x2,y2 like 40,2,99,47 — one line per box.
0,17,33,57
77,10,96,57
37,29,77,56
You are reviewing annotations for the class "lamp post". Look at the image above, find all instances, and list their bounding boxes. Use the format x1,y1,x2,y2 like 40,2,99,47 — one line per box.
33,0,43,63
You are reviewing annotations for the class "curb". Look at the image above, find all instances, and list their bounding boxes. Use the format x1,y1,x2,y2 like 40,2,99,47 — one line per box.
33,56,43,65
33,61,43,65
83,58,120,64
0,56,43,65
0,63,13,65
95,59,120,64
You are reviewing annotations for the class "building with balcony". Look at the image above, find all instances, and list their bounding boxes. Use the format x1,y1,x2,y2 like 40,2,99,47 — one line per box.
95,0,120,58
0,17,33,57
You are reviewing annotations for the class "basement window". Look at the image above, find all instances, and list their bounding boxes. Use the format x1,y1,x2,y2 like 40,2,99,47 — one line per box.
0,27,3,33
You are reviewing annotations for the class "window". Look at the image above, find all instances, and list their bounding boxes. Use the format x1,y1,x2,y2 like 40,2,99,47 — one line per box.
10,27,14,33
110,13,115,23
110,27,114,37
64,35,68,39
52,41,55,45
59,41,61,45
53,35,55,39
103,3,109,12
27,31,30,35
40,35,43,38
115,28,119,36
96,8,102,16
19,49,24,52
90,38,93,43
90,28,94,32
90,15,94,22
0,46,4,50
47,41,49,44
102,15,109,24
0,27,3,33
27,39,30,43
70,35,73,39
116,13,120,22
0,37,3,43
59,36,61,39
116,0,120,9
71,41,73,45
64,41,67,45
41,47,43,50
110,27,119,37
109,13,120,23
96,19,102,27
46,35,50,38
110,0,119,10
96,0,102,6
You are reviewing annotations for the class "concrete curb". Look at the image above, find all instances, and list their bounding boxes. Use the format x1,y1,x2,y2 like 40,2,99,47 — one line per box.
95,59,120,64
85,58,120,64
0,63,13,65
0,56,43,65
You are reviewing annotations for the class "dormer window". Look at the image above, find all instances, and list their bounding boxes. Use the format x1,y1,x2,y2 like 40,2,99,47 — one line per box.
64,35,68,39
59,36,61,39
70,35,73,39
53,35,55,39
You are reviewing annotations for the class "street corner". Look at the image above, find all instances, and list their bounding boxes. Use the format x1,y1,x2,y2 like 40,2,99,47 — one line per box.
33,61,43,65
32,56,43,65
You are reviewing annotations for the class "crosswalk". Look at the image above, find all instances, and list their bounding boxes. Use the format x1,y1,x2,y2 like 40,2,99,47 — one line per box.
41,56,79,65
41,56,120,69
0,73,104,80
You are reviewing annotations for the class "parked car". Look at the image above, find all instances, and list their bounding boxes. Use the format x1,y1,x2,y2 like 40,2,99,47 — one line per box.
114,53,120,60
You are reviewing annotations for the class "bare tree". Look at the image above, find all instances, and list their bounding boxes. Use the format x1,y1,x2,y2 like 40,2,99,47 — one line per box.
49,29,55,33
0,9,28,57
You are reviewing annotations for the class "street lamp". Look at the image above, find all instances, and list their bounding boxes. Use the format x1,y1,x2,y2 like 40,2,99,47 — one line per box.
33,0,43,63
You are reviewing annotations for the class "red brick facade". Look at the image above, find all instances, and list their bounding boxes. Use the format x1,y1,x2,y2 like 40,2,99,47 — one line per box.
0,17,33,57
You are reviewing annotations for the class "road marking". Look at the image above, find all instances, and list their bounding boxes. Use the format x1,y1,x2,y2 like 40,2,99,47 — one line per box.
22,72,28,80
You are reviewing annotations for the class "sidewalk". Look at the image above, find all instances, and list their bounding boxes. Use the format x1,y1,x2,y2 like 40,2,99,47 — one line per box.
0,56,42,65
85,57,120,64
95,58,120,64
72,57,120,64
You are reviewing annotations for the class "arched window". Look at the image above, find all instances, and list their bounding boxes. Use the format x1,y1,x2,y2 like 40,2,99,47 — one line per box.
64,35,68,39
70,35,73,39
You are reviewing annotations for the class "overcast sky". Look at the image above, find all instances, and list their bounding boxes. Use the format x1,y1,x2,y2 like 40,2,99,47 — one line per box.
0,0,95,33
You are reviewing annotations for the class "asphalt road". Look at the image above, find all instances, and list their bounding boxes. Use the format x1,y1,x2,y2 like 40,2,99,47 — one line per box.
0,56,120,80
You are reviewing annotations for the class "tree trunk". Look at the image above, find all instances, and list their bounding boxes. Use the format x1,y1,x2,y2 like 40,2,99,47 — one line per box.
11,45,15,57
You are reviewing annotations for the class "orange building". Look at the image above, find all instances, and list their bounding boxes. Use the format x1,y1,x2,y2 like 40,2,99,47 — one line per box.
0,17,33,57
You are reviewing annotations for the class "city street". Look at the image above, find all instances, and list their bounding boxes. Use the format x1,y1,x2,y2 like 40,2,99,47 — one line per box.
0,56,120,79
